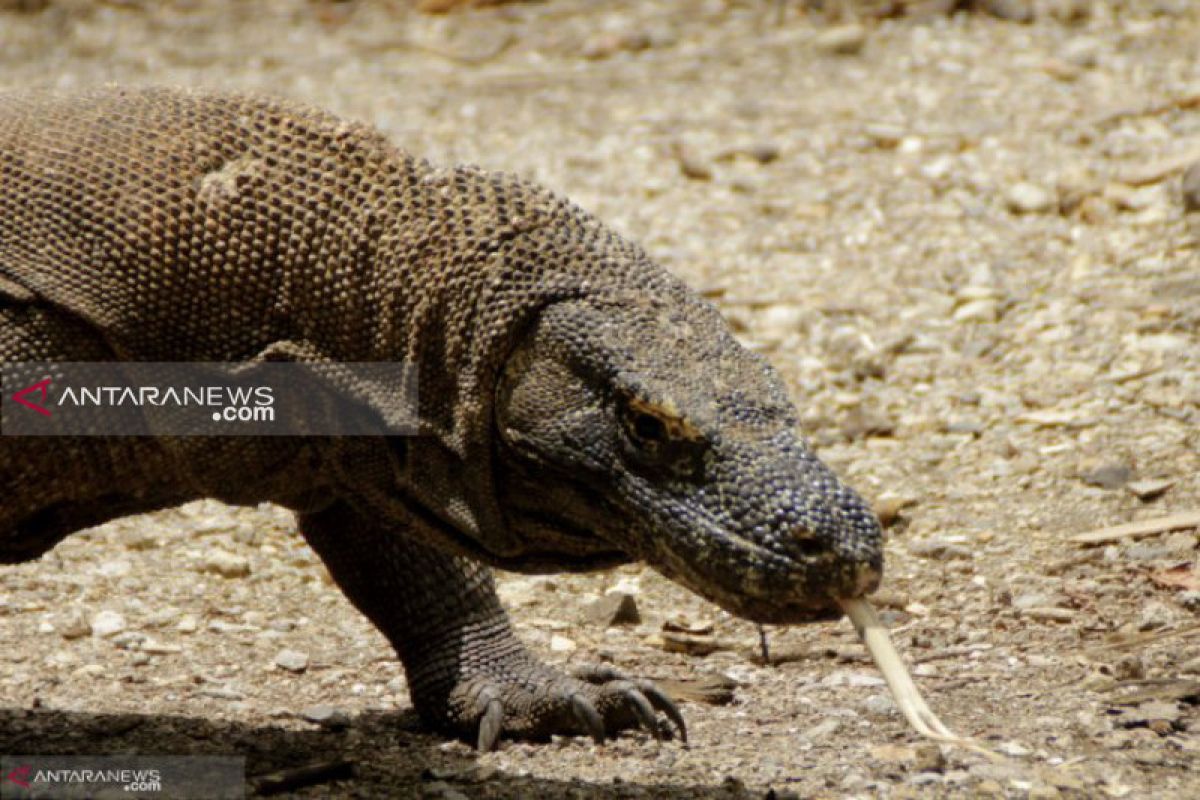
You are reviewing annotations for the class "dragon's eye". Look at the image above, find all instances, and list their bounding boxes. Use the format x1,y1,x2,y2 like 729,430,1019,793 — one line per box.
617,393,708,480
629,410,667,446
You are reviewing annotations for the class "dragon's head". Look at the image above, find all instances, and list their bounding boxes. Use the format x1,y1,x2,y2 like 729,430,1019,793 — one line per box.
492,281,883,624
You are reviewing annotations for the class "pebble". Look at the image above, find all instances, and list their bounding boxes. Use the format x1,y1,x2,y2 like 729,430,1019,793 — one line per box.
1179,591,1200,613
196,686,246,701
805,719,841,740
91,610,127,638
1046,0,1091,23
274,648,309,673
96,559,132,578
978,0,1033,22
863,123,905,148
1182,161,1200,213
823,670,885,688
59,611,92,640
908,539,973,560
302,704,351,728
1112,654,1145,681
583,592,640,627
1137,600,1177,630
862,693,897,716
760,304,807,341
814,25,867,56
140,638,182,655
1060,37,1101,68
746,142,780,164
1006,181,1056,214
913,744,946,773
1126,478,1174,501
580,29,653,61
549,634,577,653
998,740,1032,757
1022,607,1076,623
1080,464,1133,490
199,550,251,578
953,299,999,323
672,142,712,181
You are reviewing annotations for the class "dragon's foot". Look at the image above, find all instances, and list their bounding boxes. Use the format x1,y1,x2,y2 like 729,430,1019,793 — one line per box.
431,659,686,751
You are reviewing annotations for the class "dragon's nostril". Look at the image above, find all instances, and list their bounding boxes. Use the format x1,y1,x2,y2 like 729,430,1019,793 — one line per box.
792,533,825,557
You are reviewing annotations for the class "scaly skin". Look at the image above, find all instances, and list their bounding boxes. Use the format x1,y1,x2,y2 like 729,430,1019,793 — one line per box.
0,87,883,748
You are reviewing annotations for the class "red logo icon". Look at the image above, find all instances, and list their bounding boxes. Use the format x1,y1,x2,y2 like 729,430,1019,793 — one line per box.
4,764,32,788
11,378,52,417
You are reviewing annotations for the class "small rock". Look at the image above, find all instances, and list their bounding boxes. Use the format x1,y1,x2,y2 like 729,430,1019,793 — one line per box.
672,142,712,181
302,704,351,729
1180,591,1200,613
746,142,781,164
1080,464,1133,490
1022,607,1076,623
1120,700,1182,728
840,407,893,440
274,648,309,673
91,610,127,638
953,299,999,323
805,718,841,740
96,559,132,578
583,592,641,627
814,25,867,56
549,634,577,653
199,550,251,578
908,539,973,560
1182,161,1200,213
864,123,905,148
1046,0,1091,23
760,303,807,340
1112,654,1145,681
873,493,916,528
1006,181,1055,214
978,0,1033,22
60,611,92,640
580,29,652,60
823,670,885,688
1137,600,1177,630
1012,592,1053,610
1126,544,1172,562
1060,37,1100,68
1179,655,1200,674
913,743,946,773
862,693,897,716
998,740,1031,757
1126,478,1174,501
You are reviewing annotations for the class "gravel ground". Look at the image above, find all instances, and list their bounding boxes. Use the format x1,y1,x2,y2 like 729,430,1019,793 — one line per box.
1,1,1198,798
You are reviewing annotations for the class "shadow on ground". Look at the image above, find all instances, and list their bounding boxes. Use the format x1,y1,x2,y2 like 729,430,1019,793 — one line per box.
0,707,761,799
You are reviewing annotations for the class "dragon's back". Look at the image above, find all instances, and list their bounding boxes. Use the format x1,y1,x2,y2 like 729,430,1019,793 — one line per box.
0,86,417,361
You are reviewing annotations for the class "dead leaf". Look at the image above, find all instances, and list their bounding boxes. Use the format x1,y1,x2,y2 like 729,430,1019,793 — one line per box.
1149,563,1200,592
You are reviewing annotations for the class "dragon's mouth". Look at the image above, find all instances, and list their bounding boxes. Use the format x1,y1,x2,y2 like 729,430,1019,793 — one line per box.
714,593,845,625
627,506,882,626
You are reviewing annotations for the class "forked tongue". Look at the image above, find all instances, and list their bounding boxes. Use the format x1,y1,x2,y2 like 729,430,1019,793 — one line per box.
838,597,1005,762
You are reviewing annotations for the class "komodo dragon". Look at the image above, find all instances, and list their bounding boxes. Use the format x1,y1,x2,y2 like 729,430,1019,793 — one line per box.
0,86,884,750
